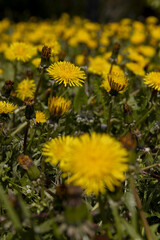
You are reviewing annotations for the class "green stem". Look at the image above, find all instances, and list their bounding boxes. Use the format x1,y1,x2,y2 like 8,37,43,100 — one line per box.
23,121,30,154
109,62,113,74
130,178,154,240
34,68,44,103
41,157,45,201
27,128,36,151
98,193,107,223
13,61,18,82
107,96,113,133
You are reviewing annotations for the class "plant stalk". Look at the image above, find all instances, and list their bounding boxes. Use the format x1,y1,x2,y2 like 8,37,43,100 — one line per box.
130,178,154,240
23,121,30,154
107,96,113,133
98,193,107,223
34,68,44,103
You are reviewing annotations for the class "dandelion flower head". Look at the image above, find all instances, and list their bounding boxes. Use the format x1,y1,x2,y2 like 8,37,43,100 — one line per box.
48,96,71,118
5,42,37,62
0,101,17,114
43,135,74,169
144,72,160,91
102,71,128,94
35,111,47,123
16,78,36,101
63,132,128,195
126,62,145,76
47,61,86,87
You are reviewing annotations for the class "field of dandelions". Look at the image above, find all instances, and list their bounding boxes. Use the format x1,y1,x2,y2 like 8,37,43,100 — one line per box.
0,14,160,240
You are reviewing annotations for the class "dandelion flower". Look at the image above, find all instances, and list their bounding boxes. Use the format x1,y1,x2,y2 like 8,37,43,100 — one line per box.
88,56,108,75
48,96,71,119
102,71,128,95
35,111,47,123
63,132,128,195
42,135,74,168
32,58,41,68
5,42,37,62
126,62,145,76
47,61,86,87
0,101,17,114
16,78,36,101
144,72,160,91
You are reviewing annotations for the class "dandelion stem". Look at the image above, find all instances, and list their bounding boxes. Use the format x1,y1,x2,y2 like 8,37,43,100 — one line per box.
130,178,154,240
34,68,44,103
23,121,30,153
98,194,107,223
41,157,45,201
107,96,113,133
14,60,18,82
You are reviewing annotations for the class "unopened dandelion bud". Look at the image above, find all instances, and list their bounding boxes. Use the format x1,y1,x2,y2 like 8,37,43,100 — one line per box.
109,42,121,64
41,46,51,60
24,97,35,120
123,103,132,115
2,80,14,98
41,45,51,67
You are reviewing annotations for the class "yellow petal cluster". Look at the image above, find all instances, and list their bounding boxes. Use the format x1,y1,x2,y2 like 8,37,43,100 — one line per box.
43,135,73,168
5,42,37,62
0,101,17,114
144,72,160,91
47,61,86,87
48,96,71,118
35,111,47,123
16,78,36,101
102,71,128,94
43,132,128,195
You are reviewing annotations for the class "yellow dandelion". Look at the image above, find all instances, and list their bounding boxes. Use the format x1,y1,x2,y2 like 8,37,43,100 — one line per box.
5,42,37,62
48,96,71,118
16,78,36,101
130,31,146,45
0,101,17,114
75,54,86,66
146,16,158,25
0,69,3,75
35,111,47,123
47,61,86,87
32,58,41,68
102,71,128,95
42,135,74,168
88,56,108,75
144,72,160,91
63,132,128,195
137,45,155,58
126,62,145,76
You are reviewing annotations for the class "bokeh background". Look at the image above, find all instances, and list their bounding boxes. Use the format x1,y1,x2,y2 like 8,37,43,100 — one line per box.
0,0,160,22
